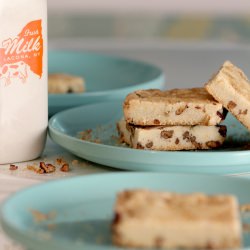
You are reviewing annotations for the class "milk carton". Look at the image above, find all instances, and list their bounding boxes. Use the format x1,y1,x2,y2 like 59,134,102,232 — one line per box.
0,0,47,164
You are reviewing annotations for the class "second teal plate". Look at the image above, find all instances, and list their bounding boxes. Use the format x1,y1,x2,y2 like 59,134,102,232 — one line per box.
48,51,165,116
1,173,250,250
49,100,250,174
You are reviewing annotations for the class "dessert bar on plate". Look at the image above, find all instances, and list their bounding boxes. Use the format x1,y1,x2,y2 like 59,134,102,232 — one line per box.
117,118,227,151
123,88,226,126
205,61,250,131
112,189,242,249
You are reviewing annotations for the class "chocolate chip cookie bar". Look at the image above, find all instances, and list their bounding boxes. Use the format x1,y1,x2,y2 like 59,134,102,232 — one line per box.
123,88,226,126
205,61,250,130
112,189,242,249
48,73,85,93
117,119,226,150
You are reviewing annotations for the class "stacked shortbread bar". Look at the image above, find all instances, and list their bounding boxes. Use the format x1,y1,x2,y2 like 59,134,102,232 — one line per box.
112,189,242,249
205,61,250,130
118,88,227,150
112,61,250,249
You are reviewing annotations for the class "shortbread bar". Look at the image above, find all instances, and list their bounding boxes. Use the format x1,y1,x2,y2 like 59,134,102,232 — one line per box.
205,61,250,130
117,119,226,150
112,189,242,249
123,88,226,126
48,73,85,93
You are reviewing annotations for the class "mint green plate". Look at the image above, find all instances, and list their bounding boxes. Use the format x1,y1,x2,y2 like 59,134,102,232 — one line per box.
48,51,165,116
1,173,250,250
48,100,250,175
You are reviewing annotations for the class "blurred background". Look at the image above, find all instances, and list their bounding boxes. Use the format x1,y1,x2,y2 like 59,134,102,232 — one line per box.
47,0,250,44
47,0,250,89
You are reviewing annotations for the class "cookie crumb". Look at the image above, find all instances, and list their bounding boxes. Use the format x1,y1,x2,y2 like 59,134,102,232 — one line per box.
55,157,67,166
71,159,79,165
27,162,56,174
27,164,38,172
31,210,57,223
38,162,56,174
9,164,18,170
30,210,49,223
60,163,70,172
80,129,92,140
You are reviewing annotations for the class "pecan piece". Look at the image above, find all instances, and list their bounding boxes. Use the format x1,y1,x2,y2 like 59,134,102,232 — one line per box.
206,141,221,148
183,131,202,149
9,164,18,170
239,109,248,115
113,212,122,224
38,162,56,174
161,130,174,139
217,108,228,120
182,131,190,140
227,101,237,110
60,163,70,172
146,141,153,148
175,105,188,115
153,119,160,125
218,126,227,137
136,143,144,149
216,111,224,119
56,158,64,165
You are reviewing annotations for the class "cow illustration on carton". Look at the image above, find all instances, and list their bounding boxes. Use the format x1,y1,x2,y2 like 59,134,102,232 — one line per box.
0,62,28,85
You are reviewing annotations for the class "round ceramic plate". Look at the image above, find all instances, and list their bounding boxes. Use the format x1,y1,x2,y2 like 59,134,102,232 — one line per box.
1,172,250,250
48,100,250,175
48,51,165,116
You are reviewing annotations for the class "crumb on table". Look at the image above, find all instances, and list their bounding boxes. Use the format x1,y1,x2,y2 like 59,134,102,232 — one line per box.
27,162,56,174
60,163,70,172
30,209,57,223
9,164,18,170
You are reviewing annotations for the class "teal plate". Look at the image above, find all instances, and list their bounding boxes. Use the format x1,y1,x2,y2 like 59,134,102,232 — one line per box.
48,100,250,175
1,173,250,250
48,51,165,116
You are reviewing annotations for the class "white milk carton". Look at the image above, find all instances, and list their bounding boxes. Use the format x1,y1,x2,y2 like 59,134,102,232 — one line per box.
0,0,47,164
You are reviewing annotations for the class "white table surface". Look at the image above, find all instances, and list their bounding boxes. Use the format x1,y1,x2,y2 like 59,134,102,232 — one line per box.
0,137,115,250
1,41,250,249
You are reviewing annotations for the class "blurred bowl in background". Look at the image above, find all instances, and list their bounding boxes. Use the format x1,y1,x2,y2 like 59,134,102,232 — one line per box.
48,50,165,116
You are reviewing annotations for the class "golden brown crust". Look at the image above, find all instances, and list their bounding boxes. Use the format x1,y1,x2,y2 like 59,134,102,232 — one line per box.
205,61,250,130
207,61,250,99
124,88,218,105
